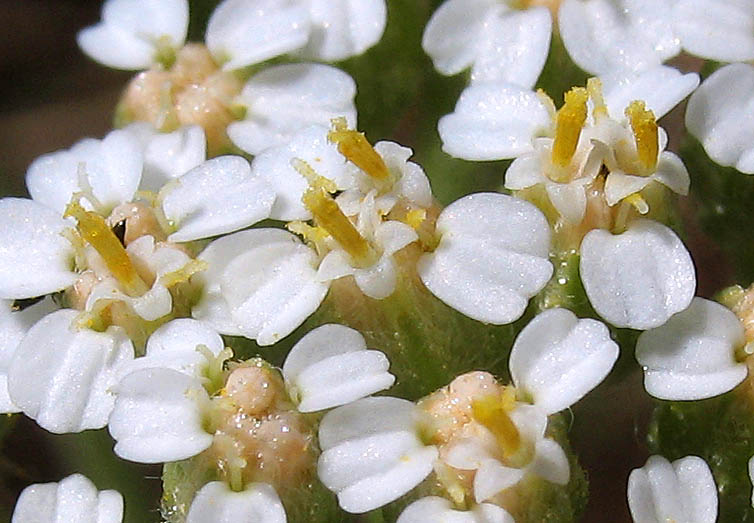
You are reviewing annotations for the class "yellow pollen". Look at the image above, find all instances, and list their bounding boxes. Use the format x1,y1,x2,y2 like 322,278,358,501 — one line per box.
404,208,427,230
552,87,589,168
328,117,390,181
471,391,521,459
625,100,659,173
64,201,148,296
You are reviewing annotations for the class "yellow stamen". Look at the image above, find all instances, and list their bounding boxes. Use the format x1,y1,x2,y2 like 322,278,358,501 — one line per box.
64,201,148,296
471,392,520,459
552,87,588,167
301,188,377,267
328,117,390,181
404,208,427,230
625,193,649,215
160,259,208,288
586,77,608,120
291,158,337,193
625,101,659,173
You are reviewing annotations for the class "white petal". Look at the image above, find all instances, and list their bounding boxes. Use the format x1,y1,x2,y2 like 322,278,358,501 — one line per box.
250,125,351,221
136,124,207,192
77,0,187,69
471,6,551,89
604,172,652,207
510,308,618,414
444,438,495,470
686,63,754,175
439,82,550,161
11,473,123,523
162,156,274,242
674,0,754,62
559,0,679,75
418,193,553,324
636,297,747,400
206,0,310,71
0,298,59,413
373,141,433,208
749,455,754,509
627,455,717,523
530,438,570,485
601,65,700,121
579,219,696,330
218,230,329,345
474,459,526,502
109,367,212,463
229,63,357,155
0,199,76,299
509,403,549,442
26,149,86,215
283,324,394,411
398,496,514,523
545,182,588,224
316,250,356,283
504,153,548,190
652,152,690,196
353,256,398,300
299,0,387,61
319,430,437,513
7,310,134,433
186,482,285,523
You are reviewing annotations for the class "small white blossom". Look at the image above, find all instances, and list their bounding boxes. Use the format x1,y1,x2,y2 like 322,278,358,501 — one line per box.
686,63,754,175
636,297,747,400
397,496,514,523
627,455,718,523
11,473,124,523
186,481,286,523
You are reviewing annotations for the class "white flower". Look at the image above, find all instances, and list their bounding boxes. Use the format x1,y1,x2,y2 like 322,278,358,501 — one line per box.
672,0,754,64
79,0,386,72
635,297,747,400
579,219,696,330
186,481,286,523
7,309,134,433
397,496,514,523
627,455,718,523
0,298,58,413
11,473,123,523
228,63,357,156
417,192,553,325
108,322,394,463
422,0,552,88
685,63,754,175
558,0,679,76
317,396,439,513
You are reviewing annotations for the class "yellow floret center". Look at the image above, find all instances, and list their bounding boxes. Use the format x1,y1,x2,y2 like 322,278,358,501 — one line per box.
471,388,521,459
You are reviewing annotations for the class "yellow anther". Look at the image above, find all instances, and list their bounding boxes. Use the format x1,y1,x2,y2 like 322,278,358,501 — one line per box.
64,201,148,296
153,35,177,69
625,193,649,215
301,188,377,267
471,393,521,459
587,77,608,120
404,208,427,230
552,87,589,167
160,259,208,288
328,117,390,181
625,100,659,173
291,158,337,193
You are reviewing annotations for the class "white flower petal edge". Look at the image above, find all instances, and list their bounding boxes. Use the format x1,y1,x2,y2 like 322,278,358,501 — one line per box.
673,0,754,63
317,396,437,513
77,0,188,70
7,309,134,434
109,367,213,463
11,473,123,523
186,481,286,523
749,455,754,509
579,219,696,330
228,63,357,156
418,193,553,324
686,63,754,175
0,298,58,413
0,198,76,299
627,455,717,523
397,496,514,523
161,155,275,243
636,297,747,401
559,0,679,76
283,324,395,412
299,0,387,61
438,82,551,161
510,308,619,414
206,0,310,71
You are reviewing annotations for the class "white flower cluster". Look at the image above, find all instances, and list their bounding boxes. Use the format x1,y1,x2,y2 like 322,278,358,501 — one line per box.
6,0,754,521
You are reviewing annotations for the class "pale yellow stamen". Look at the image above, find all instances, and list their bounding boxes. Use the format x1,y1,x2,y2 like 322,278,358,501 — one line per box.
624,193,649,215
160,259,208,288
291,158,337,193
471,390,520,459
587,77,608,120
328,117,390,181
64,201,148,296
552,87,589,168
625,100,659,173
